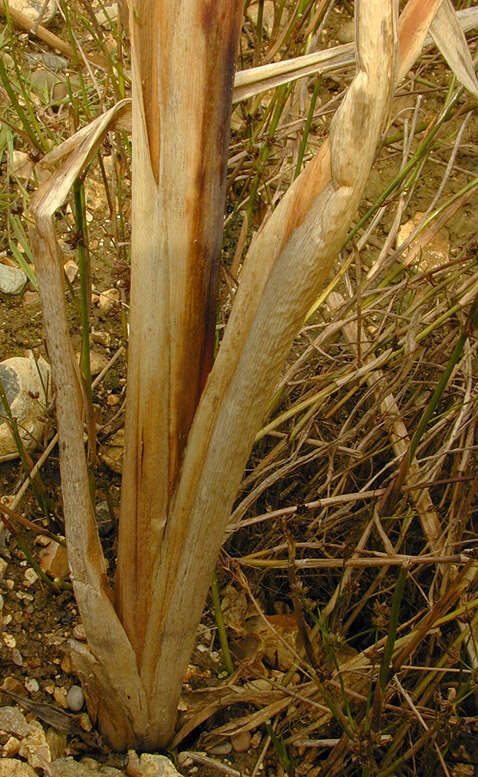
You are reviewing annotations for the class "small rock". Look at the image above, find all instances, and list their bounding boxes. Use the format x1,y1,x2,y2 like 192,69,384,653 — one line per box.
75,350,108,378
397,212,450,271
60,654,72,674
3,736,21,756
100,428,124,473
16,591,33,602
18,719,51,771
25,53,67,71
0,355,51,458
91,329,112,347
11,151,34,182
0,758,39,776
1,678,25,695
35,534,52,547
0,706,30,737
231,730,251,752
53,686,68,709
247,0,275,36
8,0,57,24
0,264,27,294
95,501,114,537
95,3,119,26
72,623,86,641
25,678,39,693
3,633,16,649
337,19,355,44
97,287,120,316
107,393,120,407
127,750,185,777
11,648,23,667
209,741,232,756
45,728,66,761
0,557,8,577
78,713,92,732
1,53,14,69
89,351,108,376
64,259,78,283
30,69,68,105
23,567,38,587
23,291,40,307
251,731,262,748
50,756,124,776
66,685,84,712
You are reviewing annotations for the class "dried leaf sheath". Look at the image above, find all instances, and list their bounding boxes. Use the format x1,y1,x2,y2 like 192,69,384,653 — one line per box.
29,102,150,749
115,0,245,671
139,0,399,741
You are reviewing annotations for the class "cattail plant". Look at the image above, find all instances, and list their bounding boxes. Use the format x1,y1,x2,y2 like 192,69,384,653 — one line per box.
27,0,478,750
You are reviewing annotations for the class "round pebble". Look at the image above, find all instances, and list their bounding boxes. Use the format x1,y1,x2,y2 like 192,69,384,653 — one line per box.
25,678,39,693
231,730,251,752
67,684,84,712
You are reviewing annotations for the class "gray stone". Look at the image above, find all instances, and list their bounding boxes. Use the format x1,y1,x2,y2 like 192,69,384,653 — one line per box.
0,264,27,294
8,0,57,25
0,706,31,737
95,501,114,537
95,4,119,26
25,53,68,71
127,751,185,777
0,354,51,458
50,757,124,776
66,685,84,712
337,19,355,44
30,69,68,105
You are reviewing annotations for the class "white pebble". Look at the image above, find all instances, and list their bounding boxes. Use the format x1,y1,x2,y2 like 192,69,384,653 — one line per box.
23,567,38,587
67,685,84,712
25,678,39,693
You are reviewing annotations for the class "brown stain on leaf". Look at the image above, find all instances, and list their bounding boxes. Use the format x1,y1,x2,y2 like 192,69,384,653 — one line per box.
280,141,331,255
167,1,243,494
132,0,162,181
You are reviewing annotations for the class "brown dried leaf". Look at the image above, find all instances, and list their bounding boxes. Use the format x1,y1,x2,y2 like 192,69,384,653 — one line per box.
38,541,69,580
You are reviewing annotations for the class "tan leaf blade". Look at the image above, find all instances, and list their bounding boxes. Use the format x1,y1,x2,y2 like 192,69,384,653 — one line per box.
430,0,478,99
30,97,149,749
397,0,442,82
34,99,131,212
233,44,355,103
